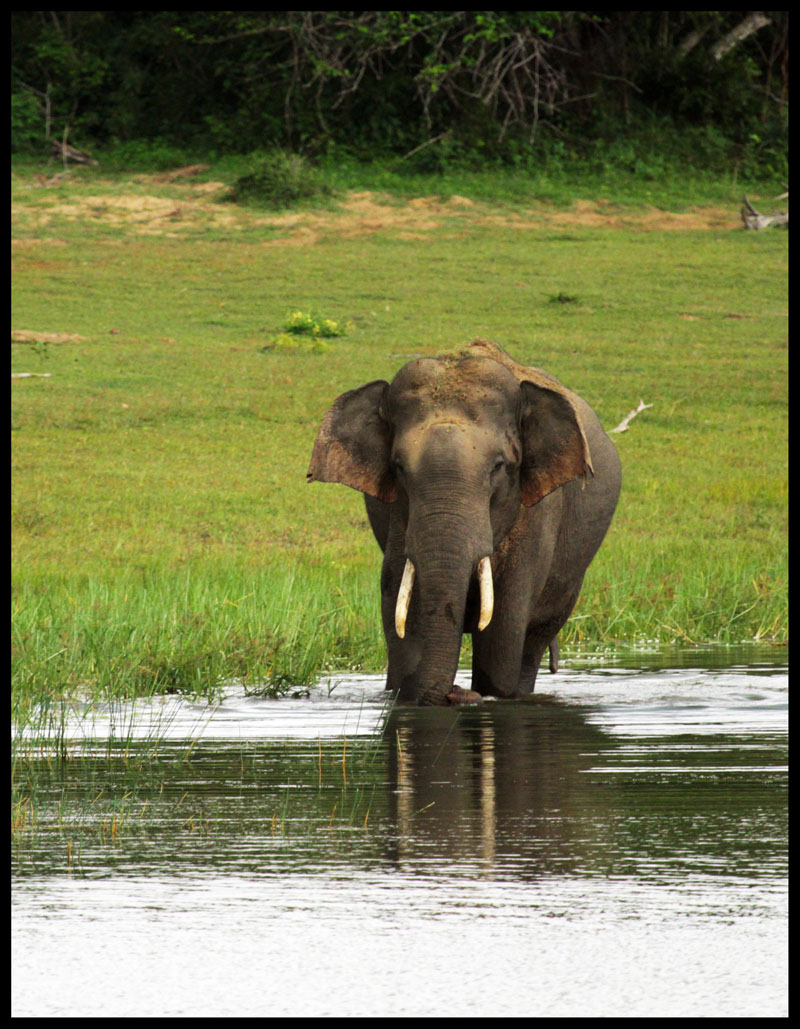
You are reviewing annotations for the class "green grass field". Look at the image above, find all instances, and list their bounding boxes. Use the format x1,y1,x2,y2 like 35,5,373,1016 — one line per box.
11,160,787,708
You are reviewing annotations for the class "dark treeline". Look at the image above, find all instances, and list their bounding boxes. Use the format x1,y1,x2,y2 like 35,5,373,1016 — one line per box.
11,11,788,173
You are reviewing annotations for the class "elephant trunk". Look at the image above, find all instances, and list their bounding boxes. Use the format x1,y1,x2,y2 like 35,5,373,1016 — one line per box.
403,502,494,706
396,556,493,639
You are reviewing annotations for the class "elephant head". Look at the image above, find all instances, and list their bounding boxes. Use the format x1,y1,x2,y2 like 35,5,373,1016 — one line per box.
308,340,593,705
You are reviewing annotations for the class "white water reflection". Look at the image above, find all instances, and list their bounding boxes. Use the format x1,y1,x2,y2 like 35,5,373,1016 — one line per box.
14,663,788,743
12,870,787,1018
16,674,395,742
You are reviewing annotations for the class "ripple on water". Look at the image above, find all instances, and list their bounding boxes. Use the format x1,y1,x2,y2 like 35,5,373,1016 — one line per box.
12,660,788,1017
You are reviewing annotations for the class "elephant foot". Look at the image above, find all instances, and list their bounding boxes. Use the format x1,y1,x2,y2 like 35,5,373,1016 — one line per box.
446,686,484,706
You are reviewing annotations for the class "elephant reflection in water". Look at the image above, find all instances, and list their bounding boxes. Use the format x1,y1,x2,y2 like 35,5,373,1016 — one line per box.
309,340,620,706
383,701,610,871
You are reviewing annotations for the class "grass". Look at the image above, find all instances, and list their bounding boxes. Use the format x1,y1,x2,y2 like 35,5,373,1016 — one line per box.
12,141,786,211
11,156,787,710
12,561,384,709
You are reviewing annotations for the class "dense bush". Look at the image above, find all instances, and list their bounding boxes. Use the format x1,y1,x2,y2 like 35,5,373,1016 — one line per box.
11,12,788,178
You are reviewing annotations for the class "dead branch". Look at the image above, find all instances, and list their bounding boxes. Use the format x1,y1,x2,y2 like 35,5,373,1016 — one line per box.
12,372,53,378
677,13,772,66
610,399,652,434
741,194,788,230
388,132,450,166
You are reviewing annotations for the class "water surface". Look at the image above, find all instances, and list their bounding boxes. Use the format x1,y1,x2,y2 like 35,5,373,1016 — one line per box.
12,653,787,1017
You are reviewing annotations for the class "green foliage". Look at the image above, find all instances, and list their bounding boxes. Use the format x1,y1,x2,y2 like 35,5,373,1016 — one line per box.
11,12,788,180
99,139,197,172
227,151,336,209
11,91,42,152
258,310,348,355
284,311,347,338
11,11,112,144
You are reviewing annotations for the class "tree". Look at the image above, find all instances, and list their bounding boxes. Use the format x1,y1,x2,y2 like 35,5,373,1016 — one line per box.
11,11,789,166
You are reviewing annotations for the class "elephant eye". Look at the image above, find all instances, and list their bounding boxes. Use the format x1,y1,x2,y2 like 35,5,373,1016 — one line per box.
491,458,505,475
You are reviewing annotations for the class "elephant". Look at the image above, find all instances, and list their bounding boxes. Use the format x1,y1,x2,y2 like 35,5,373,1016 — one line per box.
308,338,621,706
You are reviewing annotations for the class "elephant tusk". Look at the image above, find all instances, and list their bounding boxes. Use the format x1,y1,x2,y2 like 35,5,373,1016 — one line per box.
395,559,415,639
477,556,494,631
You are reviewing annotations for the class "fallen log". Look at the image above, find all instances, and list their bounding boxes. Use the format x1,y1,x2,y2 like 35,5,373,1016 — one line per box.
741,195,788,230
12,331,85,344
51,135,97,167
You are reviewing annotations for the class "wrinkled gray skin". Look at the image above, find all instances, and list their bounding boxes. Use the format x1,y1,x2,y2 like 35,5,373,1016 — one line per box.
308,340,621,706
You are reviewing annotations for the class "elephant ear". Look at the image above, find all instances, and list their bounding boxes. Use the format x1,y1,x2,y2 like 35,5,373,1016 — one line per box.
519,380,593,506
307,380,397,502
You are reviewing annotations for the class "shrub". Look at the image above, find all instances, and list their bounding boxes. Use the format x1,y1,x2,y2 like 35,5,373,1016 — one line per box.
284,311,346,338
227,150,335,208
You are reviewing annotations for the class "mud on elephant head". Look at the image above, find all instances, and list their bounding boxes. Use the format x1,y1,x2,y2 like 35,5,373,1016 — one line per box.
308,339,621,706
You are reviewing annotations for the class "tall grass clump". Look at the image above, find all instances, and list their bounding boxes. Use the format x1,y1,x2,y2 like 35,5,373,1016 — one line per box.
11,560,385,715
562,547,788,650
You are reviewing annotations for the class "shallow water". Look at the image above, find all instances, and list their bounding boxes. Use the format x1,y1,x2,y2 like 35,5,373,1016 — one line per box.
12,652,787,1017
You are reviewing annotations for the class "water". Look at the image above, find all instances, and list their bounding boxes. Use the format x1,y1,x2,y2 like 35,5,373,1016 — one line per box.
12,652,788,1017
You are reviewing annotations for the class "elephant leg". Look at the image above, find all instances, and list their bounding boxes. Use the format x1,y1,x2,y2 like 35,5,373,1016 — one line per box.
471,559,559,698
380,561,422,701
519,585,583,694
516,632,551,695
385,633,423,701
470,618,528,699
380,576,424,703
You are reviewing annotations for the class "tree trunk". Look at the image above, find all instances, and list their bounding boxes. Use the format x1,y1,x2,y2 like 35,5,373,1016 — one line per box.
711,13,771,62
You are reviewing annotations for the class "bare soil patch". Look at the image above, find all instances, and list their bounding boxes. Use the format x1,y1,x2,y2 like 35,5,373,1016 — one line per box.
12,174,740,243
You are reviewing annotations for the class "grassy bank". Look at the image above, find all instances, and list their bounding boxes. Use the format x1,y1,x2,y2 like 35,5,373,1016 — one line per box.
11,160,787,708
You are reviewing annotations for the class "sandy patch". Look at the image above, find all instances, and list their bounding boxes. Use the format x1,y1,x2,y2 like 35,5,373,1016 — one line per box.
12,174,742,243
256,191,445,240
548,199,738,231
14,185,245,236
